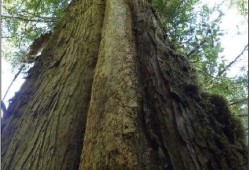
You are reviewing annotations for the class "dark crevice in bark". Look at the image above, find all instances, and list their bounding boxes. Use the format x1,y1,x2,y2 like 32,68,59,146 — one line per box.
129,1,175,169
59,2,107,169
130,1,248,169
2,0,248,169
143,93,174,170
2,0,106,169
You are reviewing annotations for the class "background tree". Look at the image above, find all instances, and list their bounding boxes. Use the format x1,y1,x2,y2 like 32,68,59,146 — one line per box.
1,0,248,169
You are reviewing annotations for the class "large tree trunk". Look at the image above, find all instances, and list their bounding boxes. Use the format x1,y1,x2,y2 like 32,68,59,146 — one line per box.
2,0,247,169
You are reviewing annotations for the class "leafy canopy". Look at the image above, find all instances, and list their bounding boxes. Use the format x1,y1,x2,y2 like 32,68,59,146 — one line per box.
2,0,68,68
2,0,248,134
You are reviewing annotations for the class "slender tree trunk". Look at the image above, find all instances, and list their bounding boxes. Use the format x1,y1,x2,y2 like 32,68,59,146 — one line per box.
2,0,248,170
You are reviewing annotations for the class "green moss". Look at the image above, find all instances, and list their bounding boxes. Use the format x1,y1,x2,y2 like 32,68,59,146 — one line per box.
230,115,246,141
202,93,247,144
214,134,228,150
208,94,231,124
184,83,200,99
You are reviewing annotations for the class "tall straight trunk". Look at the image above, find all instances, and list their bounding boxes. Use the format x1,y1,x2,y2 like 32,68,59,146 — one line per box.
2,0,248,170
1,1,105,169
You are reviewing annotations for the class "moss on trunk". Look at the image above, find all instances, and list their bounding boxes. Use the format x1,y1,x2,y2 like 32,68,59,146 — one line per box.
2,0,248,169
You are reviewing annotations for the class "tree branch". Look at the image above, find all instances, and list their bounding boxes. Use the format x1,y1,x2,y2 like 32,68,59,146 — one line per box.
187,39,206,57
237,114,248,118
18,13,58,21
187,29,212,58
216,44,248,78
196,67,215,79
229,98,248,106
2,15,57,23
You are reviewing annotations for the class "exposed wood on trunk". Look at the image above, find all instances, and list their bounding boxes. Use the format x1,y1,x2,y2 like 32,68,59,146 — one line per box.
80,0,158,169
2,0,248,169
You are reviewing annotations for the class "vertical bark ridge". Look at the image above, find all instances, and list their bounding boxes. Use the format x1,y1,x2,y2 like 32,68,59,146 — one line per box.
80,0,158,169
2,0,247,169
130,0,247,169
1,0,106,169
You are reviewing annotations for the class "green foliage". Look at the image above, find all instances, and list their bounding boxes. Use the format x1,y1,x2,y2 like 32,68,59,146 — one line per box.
229,0,248,16
152,0,198,43
153,0,248,136
2,0,69,67
3,0,248,137
200,93,247,144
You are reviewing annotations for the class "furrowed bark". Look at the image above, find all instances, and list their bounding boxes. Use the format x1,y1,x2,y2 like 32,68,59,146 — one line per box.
130,0,248,169
2,0,247,170
80,0,248,169
80,0,157,169
2,0,105,169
